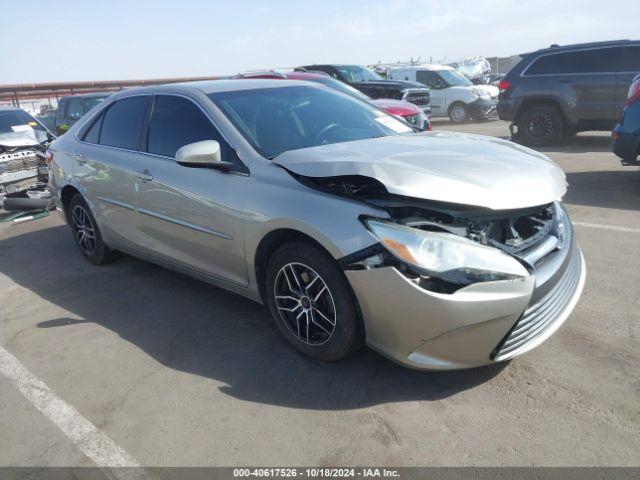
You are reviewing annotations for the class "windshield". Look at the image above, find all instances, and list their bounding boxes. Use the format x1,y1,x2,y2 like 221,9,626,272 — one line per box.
336,65,382,83
0,110,46,134
209,85,412,159
439,69,473,87
308,77,371,100
81,95,109,112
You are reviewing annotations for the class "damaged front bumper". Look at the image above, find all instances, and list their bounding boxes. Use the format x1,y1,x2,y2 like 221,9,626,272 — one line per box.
343,210,586,370
0,166,48,196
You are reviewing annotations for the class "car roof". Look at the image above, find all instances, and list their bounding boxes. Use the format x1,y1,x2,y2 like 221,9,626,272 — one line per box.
59,92,112,100
524,39,640,56
389,64,453,71
107,79,321,98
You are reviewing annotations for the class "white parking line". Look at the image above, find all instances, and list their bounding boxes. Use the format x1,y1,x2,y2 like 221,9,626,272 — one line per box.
0,346,146,478
573,222,640,234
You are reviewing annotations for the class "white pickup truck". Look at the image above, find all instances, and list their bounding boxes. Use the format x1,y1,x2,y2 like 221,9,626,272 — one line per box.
387,65,498,123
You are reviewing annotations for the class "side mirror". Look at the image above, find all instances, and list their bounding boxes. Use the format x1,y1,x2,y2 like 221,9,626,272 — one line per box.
175,140,233,171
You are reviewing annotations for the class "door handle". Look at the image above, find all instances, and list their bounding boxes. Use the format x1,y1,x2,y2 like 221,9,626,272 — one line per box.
71,153,88,164
135,169,153,182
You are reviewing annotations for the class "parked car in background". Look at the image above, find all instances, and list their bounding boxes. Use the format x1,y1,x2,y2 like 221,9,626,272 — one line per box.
234,70,431,131
48,80,585,370
498,40,640,146
0,107,54,199
612,74,640,165
55,92,111,135
387,65,499,123
296,64,431,113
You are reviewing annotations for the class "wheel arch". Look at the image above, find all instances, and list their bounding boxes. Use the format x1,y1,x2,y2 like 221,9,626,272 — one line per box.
253,228,336,303
60,184,81,221
515,97,571,127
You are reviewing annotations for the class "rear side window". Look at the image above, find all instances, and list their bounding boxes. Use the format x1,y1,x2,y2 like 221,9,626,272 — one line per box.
82,113,103,143
525,48,616,75
147,95,218,157
99,96,149,150
611,46,640,72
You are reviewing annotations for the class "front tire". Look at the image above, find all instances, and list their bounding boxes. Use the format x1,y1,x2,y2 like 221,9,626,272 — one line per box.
265,242,364,362
518,105,564,146
68,194,118,265
448,103,470,124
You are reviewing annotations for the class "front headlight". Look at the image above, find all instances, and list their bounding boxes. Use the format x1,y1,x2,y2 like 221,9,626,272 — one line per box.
364,219,529,285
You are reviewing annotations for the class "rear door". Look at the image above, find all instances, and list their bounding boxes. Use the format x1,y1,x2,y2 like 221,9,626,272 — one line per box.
74,95,150,250
135,94,249,286
612,45,640,113
524,48,616,126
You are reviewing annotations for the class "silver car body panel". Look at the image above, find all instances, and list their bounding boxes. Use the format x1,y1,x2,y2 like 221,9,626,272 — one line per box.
48,80,585,370
275,131,567,210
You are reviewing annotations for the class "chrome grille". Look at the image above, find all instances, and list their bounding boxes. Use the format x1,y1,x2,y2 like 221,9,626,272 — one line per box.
402,90,430,108
492,243,583,361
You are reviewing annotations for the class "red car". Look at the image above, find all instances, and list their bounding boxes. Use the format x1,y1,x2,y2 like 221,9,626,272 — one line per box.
233,70,431,131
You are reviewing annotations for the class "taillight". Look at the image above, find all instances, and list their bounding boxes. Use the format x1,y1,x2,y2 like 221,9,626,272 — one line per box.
625,79,640,106
498,80,511,92
45,151,53,164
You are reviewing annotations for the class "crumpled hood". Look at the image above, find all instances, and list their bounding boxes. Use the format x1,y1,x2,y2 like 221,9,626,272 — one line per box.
274,131,567,210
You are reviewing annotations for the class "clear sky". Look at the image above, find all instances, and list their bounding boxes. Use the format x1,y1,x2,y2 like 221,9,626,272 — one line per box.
1,0,638,84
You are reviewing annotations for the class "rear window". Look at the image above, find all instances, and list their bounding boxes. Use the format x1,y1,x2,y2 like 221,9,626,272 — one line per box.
525,48,616,75
98,96,149,150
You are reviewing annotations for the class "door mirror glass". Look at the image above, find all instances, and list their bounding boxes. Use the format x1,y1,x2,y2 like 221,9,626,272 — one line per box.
175,140,232,171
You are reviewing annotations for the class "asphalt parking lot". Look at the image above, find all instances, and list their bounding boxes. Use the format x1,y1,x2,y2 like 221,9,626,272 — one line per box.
1,119,638,468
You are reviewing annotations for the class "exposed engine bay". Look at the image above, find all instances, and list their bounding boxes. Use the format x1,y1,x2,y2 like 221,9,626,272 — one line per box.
292,172,564,292
0,129,51,199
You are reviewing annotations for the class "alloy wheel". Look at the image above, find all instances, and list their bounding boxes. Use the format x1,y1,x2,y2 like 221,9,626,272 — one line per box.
273,262,337,345
527,111,554,138
71,205,96,256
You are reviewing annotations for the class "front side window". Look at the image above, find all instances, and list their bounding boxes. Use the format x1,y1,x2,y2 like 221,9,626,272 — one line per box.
99,96,149,150
147,95,232,160
416,70,440,88
209,85,412,159
525,48,617,75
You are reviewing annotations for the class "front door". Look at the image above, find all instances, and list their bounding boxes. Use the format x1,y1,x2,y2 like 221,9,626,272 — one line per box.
416,70,446,116
135,94,249,287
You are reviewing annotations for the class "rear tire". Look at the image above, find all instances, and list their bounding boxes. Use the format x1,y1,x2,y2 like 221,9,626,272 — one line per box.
68,194,119,265
518,105,565,146
265,241,364,362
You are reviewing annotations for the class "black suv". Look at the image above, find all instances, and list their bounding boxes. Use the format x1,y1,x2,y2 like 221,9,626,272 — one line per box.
55,93,111,135
297,64,431,112
498,40,640,146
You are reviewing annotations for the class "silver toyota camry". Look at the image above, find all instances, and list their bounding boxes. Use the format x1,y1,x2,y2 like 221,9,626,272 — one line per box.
48,80,586,370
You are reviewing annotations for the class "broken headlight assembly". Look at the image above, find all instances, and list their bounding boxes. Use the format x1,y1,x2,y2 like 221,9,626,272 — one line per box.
363,219,530,291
